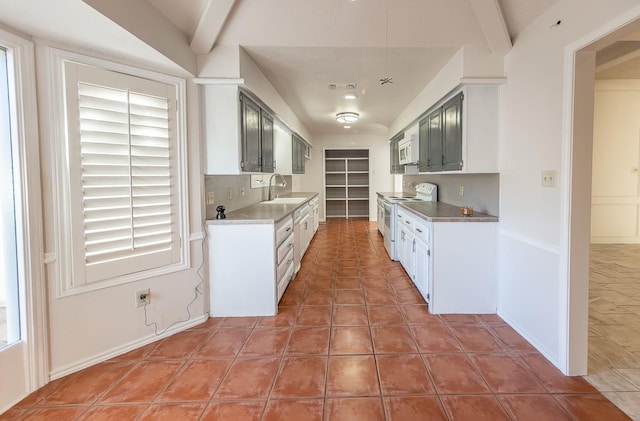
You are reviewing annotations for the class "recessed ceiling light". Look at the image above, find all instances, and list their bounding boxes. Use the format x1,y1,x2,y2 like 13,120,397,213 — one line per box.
344,125,351,129
336,112,359,123
344,93,357,100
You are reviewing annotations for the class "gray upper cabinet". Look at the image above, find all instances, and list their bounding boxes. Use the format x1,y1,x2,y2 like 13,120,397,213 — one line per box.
390,132,403,174
240,93,275,173
442,92,463,171
261,112,275,173
418,109,443,172
292,134,306,174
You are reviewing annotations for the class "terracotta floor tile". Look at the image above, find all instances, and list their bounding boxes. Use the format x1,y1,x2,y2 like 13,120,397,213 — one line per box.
477,314,505,324
215,357,280,399
470,353,545,393
139,403,206,420
78,404,147,420
255,306,298,328
364,289,398,305
441,314,482,325
108,341,159,362
306,277,334,290
325,397,385,421
388,275,414,290
303,290,335,306
337,259,358,268
296,306,333,326
193,328,251,358
271,356,327,398
156,359,232,402
201,401,265,421
412,325,462,353
147,330,209,359
367,305,406,326
555,394,632,420
498,395,573,421
384,396,447,421
263,399,323,421
441,395,510,421
280,289,304,306
42,361,135,405
334,290,365,305
489,324,537,352
377,354,435,395
334,277,361,289
194,317,223,330
520,353,598,393
99,360,184,403
402,304,441,325
219,316,259,329
1,407,88,421
385,267,407,278
361,276,390,289
395,288,426,305
330,326,373,354
286,327,330,355
332,305,368,326
371,326,418,353
336,267,360,277
422,354,490,394
449,325,505,352
239,328,290,357
326,356,380,397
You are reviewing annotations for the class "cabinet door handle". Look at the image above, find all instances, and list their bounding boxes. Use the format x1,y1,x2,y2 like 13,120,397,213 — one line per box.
416,228,422,233
413,239,416,252
286,227,291,232
288,243,293,248
406,221,411,225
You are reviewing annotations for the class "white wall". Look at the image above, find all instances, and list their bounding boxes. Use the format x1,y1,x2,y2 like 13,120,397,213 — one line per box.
36,46,207,378
498,0,640,373
297,134,393,221
591,79,640,243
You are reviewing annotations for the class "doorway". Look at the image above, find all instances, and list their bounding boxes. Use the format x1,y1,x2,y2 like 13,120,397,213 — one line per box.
566,10,640,419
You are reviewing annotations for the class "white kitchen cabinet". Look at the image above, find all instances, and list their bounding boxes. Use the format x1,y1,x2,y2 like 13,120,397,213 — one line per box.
397,208,497,314
208,216,294,316
293,202,314,272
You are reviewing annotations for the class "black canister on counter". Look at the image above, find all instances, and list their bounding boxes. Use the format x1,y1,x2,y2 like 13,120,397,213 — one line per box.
216,205,226,219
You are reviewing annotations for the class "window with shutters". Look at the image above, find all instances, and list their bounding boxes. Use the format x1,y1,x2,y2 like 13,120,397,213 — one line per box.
52,52,189,294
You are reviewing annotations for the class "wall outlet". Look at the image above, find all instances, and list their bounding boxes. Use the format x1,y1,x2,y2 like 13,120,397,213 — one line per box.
136,289,150,307
206,191,215,205
542,170,557,187
227,187,232,200
459,185,464,196
240,187,245,196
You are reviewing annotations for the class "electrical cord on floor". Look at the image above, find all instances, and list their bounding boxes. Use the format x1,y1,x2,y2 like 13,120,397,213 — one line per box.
143,223,208,336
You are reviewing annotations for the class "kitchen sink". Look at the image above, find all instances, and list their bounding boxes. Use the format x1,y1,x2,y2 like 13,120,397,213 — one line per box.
260,197,307,205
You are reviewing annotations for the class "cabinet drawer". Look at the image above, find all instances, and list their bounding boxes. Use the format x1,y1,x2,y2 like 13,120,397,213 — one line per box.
275,217,294,246
277,249,294,282
277,232,294,264
413,219,430,244
277,261,295,302
397,210,414,232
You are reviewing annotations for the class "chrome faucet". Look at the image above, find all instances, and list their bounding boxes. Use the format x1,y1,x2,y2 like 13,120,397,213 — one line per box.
268,173,287,201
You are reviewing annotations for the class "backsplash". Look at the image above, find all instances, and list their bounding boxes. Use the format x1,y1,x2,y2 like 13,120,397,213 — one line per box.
204,174,293,219
402,173,499,216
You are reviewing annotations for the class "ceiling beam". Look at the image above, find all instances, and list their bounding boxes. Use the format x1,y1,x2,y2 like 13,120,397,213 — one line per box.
468,0,512,55
190,0,238,55
83,0,197,74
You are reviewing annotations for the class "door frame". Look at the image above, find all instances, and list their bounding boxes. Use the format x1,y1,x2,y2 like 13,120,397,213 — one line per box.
0,26,48,408
563,5,640,375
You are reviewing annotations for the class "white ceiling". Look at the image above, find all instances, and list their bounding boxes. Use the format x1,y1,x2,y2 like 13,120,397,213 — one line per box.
8,0,616,138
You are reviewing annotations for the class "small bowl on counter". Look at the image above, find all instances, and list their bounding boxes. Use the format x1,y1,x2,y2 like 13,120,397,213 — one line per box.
460,206,474,217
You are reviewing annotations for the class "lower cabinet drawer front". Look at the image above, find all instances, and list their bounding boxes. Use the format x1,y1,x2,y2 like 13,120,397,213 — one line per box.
277,249,294,282
275,217,294,246
277,232,294,264
277,261,295,302
413,219,430,244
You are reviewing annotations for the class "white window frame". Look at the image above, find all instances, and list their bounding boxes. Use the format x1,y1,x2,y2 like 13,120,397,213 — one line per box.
46,47,190,297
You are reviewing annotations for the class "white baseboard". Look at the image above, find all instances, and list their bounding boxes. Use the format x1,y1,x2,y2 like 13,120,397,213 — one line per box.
50,314,209,380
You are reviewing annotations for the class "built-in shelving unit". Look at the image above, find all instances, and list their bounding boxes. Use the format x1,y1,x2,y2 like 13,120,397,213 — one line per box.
324,149,369,219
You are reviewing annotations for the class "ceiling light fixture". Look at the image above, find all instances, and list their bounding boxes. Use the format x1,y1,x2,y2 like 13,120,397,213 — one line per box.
344,93,357,100
336,112,359,123
344,125,351,129
379,0,393,85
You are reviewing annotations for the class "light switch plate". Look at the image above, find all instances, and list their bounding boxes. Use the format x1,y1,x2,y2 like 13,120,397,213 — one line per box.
542,170,557,187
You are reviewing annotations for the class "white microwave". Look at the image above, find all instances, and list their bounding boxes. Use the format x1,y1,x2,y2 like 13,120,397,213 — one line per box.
398,137,418,165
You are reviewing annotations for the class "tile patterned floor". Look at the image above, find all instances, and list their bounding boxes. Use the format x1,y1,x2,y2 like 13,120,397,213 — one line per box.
1,221,632,420
587,244,640,419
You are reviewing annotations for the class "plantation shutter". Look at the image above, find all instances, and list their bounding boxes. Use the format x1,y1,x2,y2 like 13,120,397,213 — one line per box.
65,63,181,285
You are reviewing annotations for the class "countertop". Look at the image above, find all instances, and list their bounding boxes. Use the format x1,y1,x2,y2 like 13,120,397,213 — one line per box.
399,201,499,223
206,192,319,225
377,192,421,199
